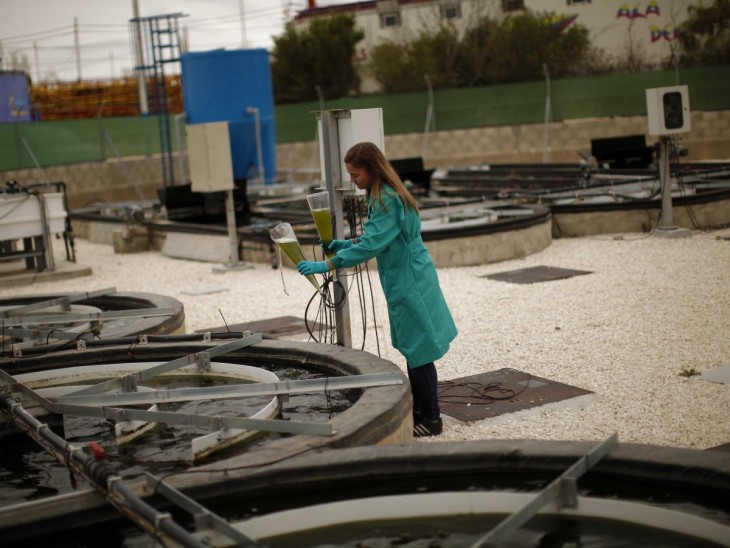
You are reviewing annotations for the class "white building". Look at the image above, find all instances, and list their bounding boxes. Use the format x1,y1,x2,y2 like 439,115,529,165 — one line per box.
294,0,704,92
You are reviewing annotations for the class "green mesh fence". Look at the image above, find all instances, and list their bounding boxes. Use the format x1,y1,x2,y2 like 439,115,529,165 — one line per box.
1,65,728,171
276,65,730,142
0,115,169,171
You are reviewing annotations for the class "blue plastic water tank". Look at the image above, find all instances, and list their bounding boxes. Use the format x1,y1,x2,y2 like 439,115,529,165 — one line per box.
181,48,276,183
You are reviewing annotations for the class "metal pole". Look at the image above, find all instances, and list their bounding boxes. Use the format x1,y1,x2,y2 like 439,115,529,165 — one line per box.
238,0,248,48
225,189,240,266
311,85,325,169
542,63,551,164
246,107,264,184
33,41,40,82
658,136,674,229
320,110,352,348
36,192,56,272
422,74,434,162
174,112,187,185
74,17,81,81
132,0,149,114
98,100,107,160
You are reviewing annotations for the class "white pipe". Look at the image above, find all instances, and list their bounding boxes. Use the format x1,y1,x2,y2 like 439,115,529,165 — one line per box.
131,0,149,115
246,106,265,184
174,112,187,185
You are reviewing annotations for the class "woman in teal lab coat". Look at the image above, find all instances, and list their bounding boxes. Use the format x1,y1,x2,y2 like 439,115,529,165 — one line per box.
297,142,458,437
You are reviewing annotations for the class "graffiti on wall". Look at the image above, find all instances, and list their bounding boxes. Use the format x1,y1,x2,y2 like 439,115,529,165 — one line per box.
616,1,679,43
617,1,661,18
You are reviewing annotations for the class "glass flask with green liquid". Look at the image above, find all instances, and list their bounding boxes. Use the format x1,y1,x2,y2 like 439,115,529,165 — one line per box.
311,208,333,257
270,223,320,290
306,191,334,258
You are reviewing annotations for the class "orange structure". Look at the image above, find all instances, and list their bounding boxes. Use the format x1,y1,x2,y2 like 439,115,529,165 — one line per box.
32,76,183,120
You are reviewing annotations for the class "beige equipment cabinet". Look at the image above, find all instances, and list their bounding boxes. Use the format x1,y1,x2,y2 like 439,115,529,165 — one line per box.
186,121,235,192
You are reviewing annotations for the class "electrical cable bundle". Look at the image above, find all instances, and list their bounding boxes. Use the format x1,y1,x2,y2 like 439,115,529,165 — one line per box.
302,195,382,357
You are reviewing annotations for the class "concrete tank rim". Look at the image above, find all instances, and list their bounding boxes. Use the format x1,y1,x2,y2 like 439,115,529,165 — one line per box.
172,438,730,521
0,337,413,478
0,339,413,540
0,290,186,340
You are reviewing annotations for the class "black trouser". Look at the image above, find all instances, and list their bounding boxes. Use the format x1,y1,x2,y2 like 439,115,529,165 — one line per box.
407,361,440,421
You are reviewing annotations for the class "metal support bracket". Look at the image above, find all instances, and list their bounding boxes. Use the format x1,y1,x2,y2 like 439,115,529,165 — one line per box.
56,372,404,407
122,375,138,393
470,433,619,547
196,352,211,371
144,473,261,546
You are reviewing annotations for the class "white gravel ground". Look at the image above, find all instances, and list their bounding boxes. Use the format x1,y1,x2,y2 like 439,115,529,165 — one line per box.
3,228,729,450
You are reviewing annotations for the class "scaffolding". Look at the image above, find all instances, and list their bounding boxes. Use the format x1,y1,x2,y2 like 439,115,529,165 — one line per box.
129,12,186,192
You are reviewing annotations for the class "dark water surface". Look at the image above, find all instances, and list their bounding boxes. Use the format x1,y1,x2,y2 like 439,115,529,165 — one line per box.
0,364,353,509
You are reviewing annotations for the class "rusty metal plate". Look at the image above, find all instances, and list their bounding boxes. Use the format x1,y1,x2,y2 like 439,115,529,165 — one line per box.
197,315,321,339
482,265,592,284
439,367,593,422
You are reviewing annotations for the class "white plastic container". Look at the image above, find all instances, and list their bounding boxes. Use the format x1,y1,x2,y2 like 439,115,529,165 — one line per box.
0,192,67,240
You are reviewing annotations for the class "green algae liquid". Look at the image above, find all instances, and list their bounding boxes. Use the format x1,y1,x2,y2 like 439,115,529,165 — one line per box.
311,208,334,257
276,237,319,290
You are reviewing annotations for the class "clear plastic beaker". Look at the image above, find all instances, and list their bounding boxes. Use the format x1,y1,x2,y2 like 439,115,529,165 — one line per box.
270,222,319,290
306,191,334,258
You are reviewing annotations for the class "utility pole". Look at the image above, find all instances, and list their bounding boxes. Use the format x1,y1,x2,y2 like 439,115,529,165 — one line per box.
131,0,149,114
33,41,40,82
74,17,82,81
238,0,248,48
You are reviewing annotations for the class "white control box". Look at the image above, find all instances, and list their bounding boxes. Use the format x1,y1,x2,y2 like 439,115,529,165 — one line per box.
187,121,235,192
646,85,691,135
318,108,385,192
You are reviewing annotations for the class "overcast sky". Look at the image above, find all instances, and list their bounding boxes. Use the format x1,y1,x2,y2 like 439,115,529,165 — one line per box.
0,0,351,82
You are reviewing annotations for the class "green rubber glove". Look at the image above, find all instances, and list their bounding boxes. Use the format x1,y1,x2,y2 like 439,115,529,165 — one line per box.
297,260,330,275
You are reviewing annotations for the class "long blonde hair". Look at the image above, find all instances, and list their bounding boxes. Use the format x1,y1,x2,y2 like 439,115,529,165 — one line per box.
344,142,419,213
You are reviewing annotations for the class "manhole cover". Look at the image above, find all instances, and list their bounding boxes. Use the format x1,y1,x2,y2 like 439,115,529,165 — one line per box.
439,367,593,422
483,265,592,284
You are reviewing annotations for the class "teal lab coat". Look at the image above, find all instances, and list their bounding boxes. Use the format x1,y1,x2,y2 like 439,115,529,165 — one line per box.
330,187,457,368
